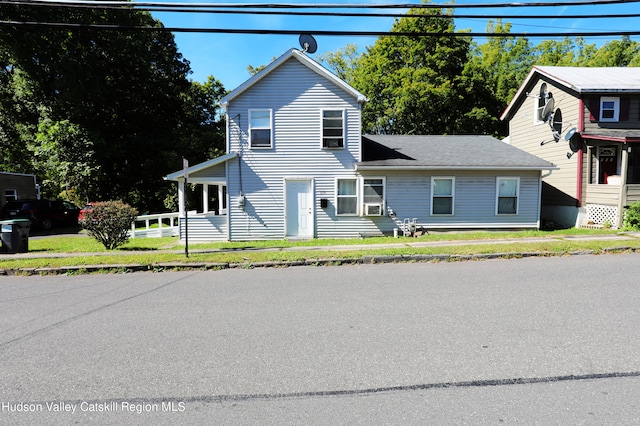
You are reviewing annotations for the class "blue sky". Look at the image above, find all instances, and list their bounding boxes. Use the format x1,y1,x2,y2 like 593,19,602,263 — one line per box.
150,1,640,91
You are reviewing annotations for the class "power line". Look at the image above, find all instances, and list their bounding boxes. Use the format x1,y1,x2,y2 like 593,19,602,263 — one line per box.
7,0,640,10
2,20,640,38
3,0,640,21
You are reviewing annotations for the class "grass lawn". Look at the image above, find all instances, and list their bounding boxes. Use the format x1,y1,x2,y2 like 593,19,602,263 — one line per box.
1,228,638,273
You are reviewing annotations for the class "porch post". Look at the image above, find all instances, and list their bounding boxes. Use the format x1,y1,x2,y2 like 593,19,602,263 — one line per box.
218,185,225,213
178,179,185,217
618,147,629,228
203,184,209,213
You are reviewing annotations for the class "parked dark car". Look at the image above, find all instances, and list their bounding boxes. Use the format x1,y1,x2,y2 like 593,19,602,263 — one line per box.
1,199,80,230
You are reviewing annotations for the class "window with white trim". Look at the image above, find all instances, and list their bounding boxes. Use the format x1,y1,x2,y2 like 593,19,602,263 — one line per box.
249,109,272,148
600,97,620,122
336,178,357,215
496,177,519,215
362,178,385,216
4,189,17,201
322,110,344,148
431,177,454,215
534,83,547,125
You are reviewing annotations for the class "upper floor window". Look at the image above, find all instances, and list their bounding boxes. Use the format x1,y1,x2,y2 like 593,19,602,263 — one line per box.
431,177,454,215
496,177,519,215
249,109,272,148
600,97,620,122
322,110,344,149
534,83,547,125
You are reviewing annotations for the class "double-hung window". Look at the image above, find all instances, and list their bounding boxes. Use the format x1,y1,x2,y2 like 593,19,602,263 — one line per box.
362,178,385,216
249,109,272,148
496,177,519,215
600,97,620,122
322,110,344,148
431,177,454,215
336,178,357,215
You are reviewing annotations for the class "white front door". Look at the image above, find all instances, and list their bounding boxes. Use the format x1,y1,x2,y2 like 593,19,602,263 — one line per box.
286,179,313,238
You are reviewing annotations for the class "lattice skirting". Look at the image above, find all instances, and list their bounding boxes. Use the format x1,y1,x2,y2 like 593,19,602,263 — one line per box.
585,204,619,228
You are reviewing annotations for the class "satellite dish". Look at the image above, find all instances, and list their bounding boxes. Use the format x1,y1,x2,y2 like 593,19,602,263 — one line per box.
551,108,563,141
566,131,583,158
539,83,547,99
541,93,554,123
568,132,583,153
299,34,317,54
565,127,577,141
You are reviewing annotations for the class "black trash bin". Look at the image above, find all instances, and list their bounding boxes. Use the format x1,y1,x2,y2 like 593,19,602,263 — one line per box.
0,219,31,253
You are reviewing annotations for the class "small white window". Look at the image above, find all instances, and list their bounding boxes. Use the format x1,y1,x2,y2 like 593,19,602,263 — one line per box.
4,189,17,201
322,110,344,149
336,178,357,215
362,178,385,216
431,177,454,215
600,97,620,122
249,109,272,148
497,177,519,215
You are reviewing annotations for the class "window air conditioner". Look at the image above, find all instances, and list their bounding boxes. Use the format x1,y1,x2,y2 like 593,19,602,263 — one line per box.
364,203,383,216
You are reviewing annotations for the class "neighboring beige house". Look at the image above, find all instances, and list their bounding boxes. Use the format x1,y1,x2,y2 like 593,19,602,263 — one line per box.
0,172,39,206
501,66,640,228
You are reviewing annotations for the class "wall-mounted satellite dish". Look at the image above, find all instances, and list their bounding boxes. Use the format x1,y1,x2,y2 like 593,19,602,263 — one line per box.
565,127,577,142
299,34,317,54
566,129,583,159
539,83,547,99
551,108,562,141
541,92,554,123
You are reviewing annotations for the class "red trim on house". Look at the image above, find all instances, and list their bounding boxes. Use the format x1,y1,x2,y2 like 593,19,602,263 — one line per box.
577,99,585,207
581,134,640,143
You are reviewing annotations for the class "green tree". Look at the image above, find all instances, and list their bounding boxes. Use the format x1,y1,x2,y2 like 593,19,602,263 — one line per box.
468,20,533,108
0,2,226,212
30,117,99,204
587,36,640,66
317,44,362,84
352,5,492,135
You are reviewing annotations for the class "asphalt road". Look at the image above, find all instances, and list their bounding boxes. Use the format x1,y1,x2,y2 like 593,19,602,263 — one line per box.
1,255,640,424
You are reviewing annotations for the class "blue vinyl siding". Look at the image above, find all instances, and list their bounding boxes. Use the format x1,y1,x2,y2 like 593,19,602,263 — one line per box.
225,57,363,240
380,170,542,229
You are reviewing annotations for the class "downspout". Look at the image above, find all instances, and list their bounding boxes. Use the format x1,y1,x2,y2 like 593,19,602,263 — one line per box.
576,99,585,208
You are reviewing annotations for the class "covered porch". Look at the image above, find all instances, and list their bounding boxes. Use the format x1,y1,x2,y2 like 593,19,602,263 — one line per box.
164,153,236,241
582,134,640,228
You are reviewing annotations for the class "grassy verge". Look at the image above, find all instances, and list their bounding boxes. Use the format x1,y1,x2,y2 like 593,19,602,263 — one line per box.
1,229,639,273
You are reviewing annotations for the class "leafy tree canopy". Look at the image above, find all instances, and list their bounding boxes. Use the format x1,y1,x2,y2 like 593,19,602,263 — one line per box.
352,5,477,135
0,1,227,212
319,13,640,138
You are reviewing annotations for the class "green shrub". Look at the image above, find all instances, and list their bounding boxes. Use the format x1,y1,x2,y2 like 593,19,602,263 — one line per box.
80,201,138,250
623,201,640,231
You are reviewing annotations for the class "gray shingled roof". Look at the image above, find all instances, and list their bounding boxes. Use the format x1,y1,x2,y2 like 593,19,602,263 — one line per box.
357,135,555,170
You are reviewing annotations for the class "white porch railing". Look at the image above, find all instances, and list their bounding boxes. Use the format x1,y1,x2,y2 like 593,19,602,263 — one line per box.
131,212,180,238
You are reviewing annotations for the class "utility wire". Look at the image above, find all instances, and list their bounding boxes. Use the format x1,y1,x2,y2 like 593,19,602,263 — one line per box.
2,20,639,38
2,0,640,21
5,0,640,10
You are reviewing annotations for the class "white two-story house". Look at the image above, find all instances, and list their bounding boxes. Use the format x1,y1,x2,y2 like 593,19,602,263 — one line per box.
166,49,554,241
